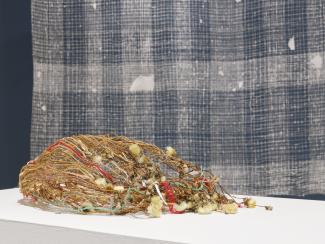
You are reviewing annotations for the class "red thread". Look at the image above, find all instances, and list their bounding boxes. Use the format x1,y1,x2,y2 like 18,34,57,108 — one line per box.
160,181,185,214
47,141,62,152
196,176,212,191
47,141,114,183
48,141,84,159
87,163,114,183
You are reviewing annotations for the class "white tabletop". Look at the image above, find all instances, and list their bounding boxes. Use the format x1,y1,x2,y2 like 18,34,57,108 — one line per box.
0,188,324,244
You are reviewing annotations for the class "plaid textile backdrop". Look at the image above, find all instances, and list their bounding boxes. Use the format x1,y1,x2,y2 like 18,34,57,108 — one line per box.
31,0,325,196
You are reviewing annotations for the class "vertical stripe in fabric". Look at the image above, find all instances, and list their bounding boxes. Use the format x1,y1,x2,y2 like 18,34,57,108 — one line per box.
188,0,212,166
285,0,310,161
62,0,89,135
285,0,310,194
152,0,178,148
102,0,125,135
243,0,270,192
243,0,269,165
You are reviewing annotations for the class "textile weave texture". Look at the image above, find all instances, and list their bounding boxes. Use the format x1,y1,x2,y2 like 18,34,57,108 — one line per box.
31,0,325,196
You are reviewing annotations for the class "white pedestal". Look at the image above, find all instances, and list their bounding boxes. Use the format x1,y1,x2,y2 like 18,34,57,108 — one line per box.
0,188,324,244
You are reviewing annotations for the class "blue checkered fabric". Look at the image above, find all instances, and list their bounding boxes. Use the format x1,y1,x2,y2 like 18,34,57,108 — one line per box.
31,0,325,196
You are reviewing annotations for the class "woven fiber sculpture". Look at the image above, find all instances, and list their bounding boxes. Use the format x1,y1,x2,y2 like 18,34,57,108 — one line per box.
19,135,271,217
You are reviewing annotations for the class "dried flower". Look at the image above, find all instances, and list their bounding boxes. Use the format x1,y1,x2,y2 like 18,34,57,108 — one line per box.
95,178,107,188
174,201,189,212
166,146,177,157
93,155,102,164
197,203,218,214
147,196,163,218
212,193,219,201
244,198,256,208
197,206,212,214
187,202,193,209
139,155,149,164
113,185,125,193
193,193,200,201
129,144,141,157
265,206,273,211
209,203,218,211
222,203,238,214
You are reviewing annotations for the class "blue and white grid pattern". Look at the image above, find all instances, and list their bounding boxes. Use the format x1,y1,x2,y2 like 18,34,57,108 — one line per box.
31,0,325,196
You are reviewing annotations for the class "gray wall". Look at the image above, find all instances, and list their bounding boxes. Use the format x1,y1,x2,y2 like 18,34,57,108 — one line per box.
0,0,33,189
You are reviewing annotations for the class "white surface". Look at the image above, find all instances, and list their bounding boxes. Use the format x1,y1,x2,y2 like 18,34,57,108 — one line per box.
0,188,324,244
